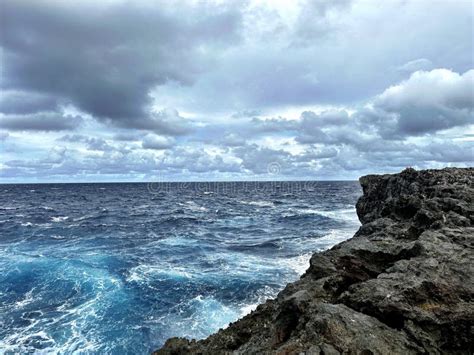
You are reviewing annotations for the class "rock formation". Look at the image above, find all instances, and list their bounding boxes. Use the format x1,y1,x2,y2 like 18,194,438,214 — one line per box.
155,168,474,354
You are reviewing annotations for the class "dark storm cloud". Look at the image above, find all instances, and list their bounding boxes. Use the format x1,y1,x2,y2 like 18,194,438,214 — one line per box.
0,91,60,115
293,70,474,144
119,109,193,136
0,112,82,131
0,0,242,132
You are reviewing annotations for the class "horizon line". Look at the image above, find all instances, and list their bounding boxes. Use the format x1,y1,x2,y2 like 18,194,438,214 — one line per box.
0,178,359,185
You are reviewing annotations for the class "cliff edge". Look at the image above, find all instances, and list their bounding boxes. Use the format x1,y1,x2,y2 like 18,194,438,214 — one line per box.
155,168,474,354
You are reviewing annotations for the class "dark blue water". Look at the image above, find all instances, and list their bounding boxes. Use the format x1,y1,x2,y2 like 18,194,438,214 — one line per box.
0,181,361,354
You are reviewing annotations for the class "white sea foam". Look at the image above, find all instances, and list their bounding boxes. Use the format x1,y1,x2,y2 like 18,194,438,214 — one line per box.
314,228,355,251
191,295,239,329
51,216,69,222
184,201,209,212
238,285,276,317
11,265,126,354
240,200,274,208
50,235,66,239
14,288,35,309
284,252,313,275
0,206,18,210
20,222,52,228
284,207,360,224
126,264,194,283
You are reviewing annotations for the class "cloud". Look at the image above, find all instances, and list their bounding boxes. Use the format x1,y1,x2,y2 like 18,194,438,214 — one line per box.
0,112,82,131
57,134,116,151
158,147,242,174
0,1,473,182
0,131,9,141
113,132,145,142
250,117,298,133
1,0,242,131
296,146,338,160
293,69,474,145
0,91,60,115
301,110,350,126
219,133,247,147
292,0,353,46
397,58,433,73
373,69,474,136
121,108,193,136
141,134,174,150
150,0,473,113
233,144,294,174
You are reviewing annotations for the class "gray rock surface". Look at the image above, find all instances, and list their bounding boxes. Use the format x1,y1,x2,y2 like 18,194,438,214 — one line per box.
155,168,474,354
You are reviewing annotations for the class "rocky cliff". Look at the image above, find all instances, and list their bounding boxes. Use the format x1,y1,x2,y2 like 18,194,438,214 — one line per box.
155,168,474,354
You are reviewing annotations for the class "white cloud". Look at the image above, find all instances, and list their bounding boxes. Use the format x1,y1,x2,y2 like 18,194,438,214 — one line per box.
374,69,474,136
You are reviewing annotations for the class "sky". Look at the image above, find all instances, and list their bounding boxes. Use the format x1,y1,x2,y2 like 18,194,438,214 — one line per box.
0,0,473,182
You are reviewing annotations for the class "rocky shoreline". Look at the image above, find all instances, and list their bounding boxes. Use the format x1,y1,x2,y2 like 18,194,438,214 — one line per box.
155,168,474,354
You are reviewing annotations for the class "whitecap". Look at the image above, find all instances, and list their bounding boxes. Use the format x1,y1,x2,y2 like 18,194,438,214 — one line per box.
50,235,66,240
126,264,194,283
0,206,18,210
238,285,276,317
287,207,360,224
283,252,313,275
313,228,356,251
14,288,35,309
51,216,69,222
188,296,239,332
239,200,274,208
184,201,208,212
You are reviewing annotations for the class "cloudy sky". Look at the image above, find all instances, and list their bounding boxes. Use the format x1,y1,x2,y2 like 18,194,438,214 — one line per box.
0,0,473,182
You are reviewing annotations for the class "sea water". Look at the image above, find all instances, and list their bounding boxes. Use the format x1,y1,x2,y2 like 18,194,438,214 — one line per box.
0,181,361,353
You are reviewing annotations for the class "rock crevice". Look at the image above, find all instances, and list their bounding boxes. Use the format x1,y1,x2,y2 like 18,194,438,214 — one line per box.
156,168,474,354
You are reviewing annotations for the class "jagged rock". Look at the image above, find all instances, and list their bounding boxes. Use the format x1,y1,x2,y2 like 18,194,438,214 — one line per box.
155,168,474,354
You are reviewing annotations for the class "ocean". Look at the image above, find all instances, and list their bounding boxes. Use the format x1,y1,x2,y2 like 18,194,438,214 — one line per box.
0,181,361,354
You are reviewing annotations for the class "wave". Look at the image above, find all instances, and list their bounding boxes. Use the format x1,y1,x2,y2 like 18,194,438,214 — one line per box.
280,207,359,224
226,240,282,252
239,200,274,208
126,264,194,283
0,206,19,211
182,201,209,213
51,216,69,222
